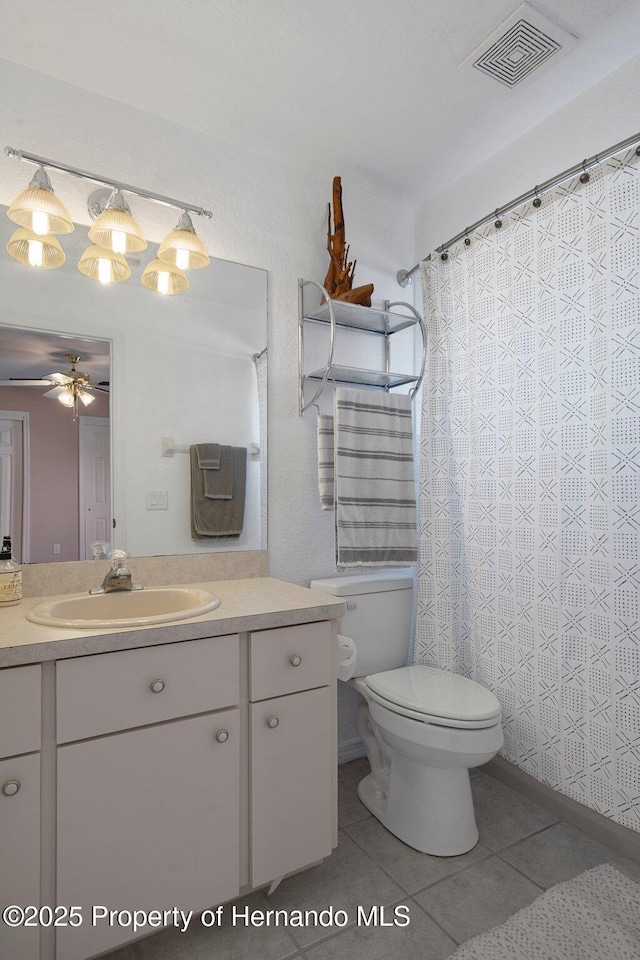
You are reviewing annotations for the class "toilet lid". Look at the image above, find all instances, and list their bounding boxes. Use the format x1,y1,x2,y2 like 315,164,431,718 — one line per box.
365,665,501,723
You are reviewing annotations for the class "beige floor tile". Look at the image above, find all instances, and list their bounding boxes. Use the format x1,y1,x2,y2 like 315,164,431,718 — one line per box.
415,856,541,944
132,891,298,960
500,821,636,888
471,772,558,850
303,899,456,960
268,830,403,948
337,757,371,828
344,814,491,894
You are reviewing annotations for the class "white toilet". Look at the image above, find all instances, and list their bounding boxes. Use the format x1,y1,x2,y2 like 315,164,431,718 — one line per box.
309,570,503,857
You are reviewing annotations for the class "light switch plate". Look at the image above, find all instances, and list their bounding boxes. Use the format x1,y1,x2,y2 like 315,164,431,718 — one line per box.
146,491,169,510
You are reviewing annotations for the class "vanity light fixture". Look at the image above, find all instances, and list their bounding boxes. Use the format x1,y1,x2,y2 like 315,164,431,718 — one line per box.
5,147,212,295
141,258,189,295
78,244,131,285
158,212,210,270
6,227,66,269
7,165,74,236
88,188,147,254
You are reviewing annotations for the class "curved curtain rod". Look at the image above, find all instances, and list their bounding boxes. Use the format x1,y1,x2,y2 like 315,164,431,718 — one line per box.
397,130,640,286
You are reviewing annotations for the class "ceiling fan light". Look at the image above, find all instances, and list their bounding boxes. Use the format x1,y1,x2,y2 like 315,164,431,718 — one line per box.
8,166,74,236
141,258,189,295
157,212,210,270
43,385,67,400
78,244,131,285
78,390,95,407
6,227,66,270
57,390,75,408
88,190,147,254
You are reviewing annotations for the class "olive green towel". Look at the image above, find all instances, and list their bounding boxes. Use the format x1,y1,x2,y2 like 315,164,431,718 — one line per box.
204,445,234,499
195,443,221,469
190,445,246,538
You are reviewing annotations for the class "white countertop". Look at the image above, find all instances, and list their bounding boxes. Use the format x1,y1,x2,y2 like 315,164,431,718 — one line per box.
0,578,345,668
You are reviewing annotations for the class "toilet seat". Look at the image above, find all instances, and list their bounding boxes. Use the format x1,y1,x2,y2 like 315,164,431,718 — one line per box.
360,665,502,730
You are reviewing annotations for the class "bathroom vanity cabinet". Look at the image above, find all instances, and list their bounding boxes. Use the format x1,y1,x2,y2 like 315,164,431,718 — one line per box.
249,622,333,886
55,635,242,960
0,578,343,960
0,665,42,960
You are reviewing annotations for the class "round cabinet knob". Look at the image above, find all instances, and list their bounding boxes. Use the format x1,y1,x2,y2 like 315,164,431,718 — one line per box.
266,716,279,729
215,729,229,743
2,780,20,797
289,655,302,667
150,679,166,694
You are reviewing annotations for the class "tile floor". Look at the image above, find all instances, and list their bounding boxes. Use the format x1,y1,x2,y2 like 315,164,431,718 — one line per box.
105,758,640,960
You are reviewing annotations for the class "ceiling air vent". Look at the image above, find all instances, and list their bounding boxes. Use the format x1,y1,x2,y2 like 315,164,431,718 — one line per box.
465,4,577,89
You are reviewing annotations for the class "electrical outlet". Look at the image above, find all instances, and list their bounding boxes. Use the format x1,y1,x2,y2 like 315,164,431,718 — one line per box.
146,491,169,510
53,543,60,554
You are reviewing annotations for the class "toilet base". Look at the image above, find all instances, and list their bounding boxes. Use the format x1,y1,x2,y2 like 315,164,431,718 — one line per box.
357,764,479,857
351,680,502,857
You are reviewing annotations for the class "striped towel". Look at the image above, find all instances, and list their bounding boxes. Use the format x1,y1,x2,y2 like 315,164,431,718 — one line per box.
334,387,417,569
317,415,335,510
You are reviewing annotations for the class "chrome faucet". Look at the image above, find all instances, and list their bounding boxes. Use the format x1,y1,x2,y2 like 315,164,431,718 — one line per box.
89,550,143,595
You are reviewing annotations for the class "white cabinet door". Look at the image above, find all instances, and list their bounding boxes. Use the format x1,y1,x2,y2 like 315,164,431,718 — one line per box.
250,686,333,887
57,710,240,960
0,753,40,960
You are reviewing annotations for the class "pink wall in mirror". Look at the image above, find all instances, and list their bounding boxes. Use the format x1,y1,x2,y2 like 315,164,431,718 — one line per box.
0,386,110,563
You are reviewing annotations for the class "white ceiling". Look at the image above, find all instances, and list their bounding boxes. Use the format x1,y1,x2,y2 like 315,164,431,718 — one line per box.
0,327,110,382
1,0,639,203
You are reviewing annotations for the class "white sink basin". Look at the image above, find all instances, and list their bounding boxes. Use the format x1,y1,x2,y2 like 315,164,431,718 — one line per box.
26,587,221,629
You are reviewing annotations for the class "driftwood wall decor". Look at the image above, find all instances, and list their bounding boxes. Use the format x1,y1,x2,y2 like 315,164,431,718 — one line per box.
323,176,374,306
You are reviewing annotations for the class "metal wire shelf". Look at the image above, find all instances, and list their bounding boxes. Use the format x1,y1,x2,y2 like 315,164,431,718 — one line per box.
298,278,427,416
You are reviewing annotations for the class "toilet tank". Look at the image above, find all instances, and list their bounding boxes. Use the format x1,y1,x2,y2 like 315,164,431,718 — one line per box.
309,570,414,678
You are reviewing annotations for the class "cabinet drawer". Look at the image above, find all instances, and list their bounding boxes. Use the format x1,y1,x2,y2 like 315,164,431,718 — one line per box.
57,634,239,743
0,664,41,759
249,622,331,701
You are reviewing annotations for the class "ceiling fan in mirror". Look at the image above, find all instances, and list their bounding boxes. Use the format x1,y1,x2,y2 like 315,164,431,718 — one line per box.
3,353,109,421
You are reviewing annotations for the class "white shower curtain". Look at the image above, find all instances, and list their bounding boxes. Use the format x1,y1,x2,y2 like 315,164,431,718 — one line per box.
416,146,640,832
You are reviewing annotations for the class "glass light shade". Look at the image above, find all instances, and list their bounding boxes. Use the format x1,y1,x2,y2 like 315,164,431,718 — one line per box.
141,258,189,295
57,390,75,408
46,372,73,385
78,390,95,407
6,228,66,269
88,206,147,254
78,244,131,285
43,385,69,400
8,168,74,236
157,212,210,269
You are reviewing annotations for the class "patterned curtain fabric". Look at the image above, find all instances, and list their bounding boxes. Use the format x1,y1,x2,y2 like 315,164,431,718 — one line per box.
416,147,640,832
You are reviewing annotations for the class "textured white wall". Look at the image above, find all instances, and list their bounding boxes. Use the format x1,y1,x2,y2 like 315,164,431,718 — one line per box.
0,59,416,584
0,58,415,749
415,53,640,257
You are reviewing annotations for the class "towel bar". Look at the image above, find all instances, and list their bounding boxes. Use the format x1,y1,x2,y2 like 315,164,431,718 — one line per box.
161,438,260,460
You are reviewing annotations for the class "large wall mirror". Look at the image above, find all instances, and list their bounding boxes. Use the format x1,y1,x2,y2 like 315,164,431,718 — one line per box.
0,209,267,564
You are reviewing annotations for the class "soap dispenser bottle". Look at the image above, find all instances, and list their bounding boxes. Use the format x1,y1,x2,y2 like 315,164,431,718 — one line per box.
0,536,22,607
